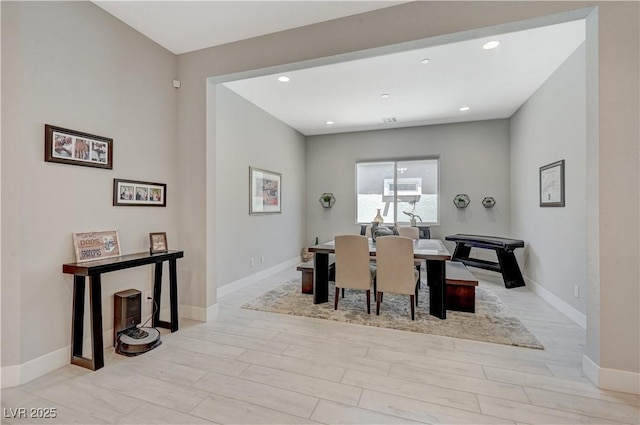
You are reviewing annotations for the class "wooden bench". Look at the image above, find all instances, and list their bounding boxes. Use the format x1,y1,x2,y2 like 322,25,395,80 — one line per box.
297,254,335,294
446,261,479,313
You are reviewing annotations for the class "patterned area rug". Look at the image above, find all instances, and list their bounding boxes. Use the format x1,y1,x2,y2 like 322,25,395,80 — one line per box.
243,279,544,349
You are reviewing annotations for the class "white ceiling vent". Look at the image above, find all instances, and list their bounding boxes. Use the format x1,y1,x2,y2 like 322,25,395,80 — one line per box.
382,117,398,123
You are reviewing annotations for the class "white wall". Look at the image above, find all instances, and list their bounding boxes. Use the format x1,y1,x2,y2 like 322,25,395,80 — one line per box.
215,85,306,288
511,44,587,317
1,1,178,380
305,120,511,255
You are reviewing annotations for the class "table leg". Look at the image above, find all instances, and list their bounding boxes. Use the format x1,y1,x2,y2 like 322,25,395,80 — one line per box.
71,276,85,359
426,260,446,319
152,262,163,328
313,252,329,304
169,259,179,332
496,249,526,288
89,274,104,370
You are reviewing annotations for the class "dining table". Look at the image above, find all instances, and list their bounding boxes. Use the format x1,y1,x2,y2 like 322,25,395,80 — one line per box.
308,238,452,319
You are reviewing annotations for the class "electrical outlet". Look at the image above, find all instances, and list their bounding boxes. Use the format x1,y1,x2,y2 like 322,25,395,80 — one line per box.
144,291,152,302
260,255,265,263
574,285,580,298
250,257,255,267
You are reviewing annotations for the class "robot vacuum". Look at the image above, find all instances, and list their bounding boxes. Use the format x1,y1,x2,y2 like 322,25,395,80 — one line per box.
115,327,162,356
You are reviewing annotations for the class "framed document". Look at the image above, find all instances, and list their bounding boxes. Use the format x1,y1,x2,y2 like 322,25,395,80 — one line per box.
539,160,565,207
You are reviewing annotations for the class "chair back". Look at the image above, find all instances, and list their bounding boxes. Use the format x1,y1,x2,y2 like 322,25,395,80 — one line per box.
376,236,417,295
397,226,419,240
335,235,373,290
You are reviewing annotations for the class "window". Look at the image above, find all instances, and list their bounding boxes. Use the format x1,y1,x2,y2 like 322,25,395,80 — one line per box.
356,158,439,225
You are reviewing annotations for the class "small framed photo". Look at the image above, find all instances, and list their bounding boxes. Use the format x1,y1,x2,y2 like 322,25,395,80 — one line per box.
45,124,113,169
249,167,281,214
113,179,166,207
149,232,168,254
540,159,565,207
72,230,121,263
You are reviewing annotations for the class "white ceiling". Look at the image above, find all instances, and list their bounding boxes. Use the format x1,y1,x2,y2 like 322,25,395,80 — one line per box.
93,2,585,136
92,1,406,55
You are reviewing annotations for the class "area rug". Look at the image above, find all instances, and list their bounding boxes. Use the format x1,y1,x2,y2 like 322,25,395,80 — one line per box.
242,279,544,349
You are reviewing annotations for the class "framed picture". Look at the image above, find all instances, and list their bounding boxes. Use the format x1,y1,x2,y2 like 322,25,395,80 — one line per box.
113,179,166,207
149,232,168,254
45,124,113,169
249,167,281,214
540,159,565,207
72,230,121,263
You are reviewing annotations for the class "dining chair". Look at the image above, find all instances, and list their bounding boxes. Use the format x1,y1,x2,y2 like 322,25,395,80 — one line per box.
334,235,377,314
396,226,419,239
375,236,420,320
396,226,422,286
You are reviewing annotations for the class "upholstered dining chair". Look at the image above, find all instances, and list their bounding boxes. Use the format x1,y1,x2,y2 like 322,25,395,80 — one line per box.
375,236,420,320
334,235,377,314
396,226,422,286
396,225,419,239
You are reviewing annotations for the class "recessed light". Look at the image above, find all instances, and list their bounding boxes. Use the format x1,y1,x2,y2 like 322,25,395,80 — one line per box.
421,58,430,64
277,75,290,82
459,106,470,112
326,121,335,125
482,40,500,50
381,93,391,99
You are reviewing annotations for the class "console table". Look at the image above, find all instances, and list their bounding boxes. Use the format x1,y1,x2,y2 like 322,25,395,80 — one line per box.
62,250,184,370
445,234,525,288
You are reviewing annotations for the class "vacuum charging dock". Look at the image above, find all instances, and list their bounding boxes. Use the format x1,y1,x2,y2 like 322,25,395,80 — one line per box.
114,289,161,356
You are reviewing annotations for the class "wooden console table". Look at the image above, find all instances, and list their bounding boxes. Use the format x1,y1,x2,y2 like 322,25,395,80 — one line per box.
62,250,184,371
445,234,525,288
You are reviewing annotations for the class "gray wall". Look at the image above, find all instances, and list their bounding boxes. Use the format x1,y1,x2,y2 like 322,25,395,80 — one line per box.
215,85,306,287
305,120,511,254
1,2,178,369
511,44,587,315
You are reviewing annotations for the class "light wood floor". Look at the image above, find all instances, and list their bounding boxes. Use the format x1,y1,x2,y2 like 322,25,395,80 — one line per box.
2,267,639,424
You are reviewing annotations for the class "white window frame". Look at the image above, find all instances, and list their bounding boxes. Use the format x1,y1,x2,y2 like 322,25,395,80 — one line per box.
355,156,440,226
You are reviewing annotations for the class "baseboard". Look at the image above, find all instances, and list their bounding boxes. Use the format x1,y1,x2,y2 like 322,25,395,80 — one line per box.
525,276,586,329
179,303,219,321
583,355,640,395
0,314,198,389
217,256,300,299
1,346,70,389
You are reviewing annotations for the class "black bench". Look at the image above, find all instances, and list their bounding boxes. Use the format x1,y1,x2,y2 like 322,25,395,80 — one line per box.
297,255,335,294
445,234,525,288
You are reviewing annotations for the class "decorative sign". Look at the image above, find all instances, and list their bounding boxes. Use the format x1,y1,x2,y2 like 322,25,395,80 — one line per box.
72,231,121,263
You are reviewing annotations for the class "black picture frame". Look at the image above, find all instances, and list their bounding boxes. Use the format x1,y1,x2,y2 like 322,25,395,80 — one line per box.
45,124,113,169
539,160,565,207
113,178,167,207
